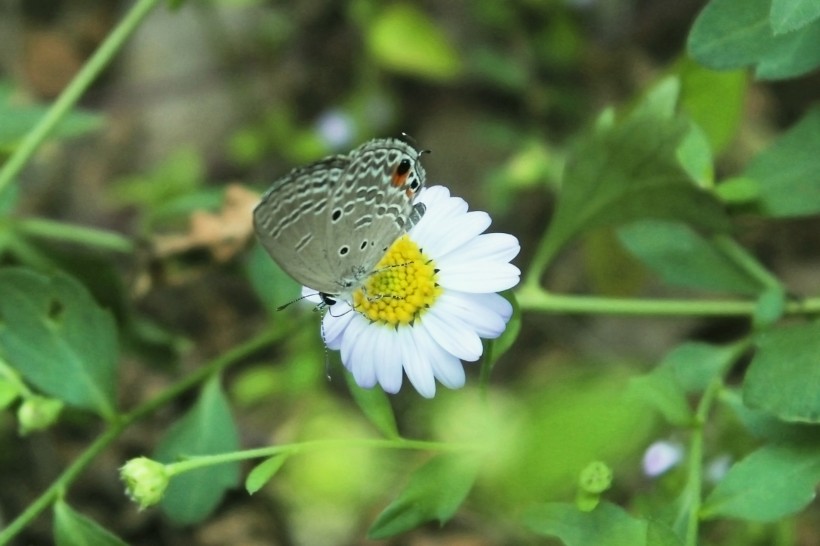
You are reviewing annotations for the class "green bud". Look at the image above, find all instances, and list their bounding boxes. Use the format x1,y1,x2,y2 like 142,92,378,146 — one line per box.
120,457,170,510
17,396,63,435
576,461,613,512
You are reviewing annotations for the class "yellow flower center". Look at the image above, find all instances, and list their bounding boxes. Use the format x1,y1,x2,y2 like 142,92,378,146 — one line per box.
353,234,442,326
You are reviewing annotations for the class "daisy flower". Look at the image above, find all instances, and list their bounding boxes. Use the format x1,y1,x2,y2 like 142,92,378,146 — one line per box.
306,185,520,398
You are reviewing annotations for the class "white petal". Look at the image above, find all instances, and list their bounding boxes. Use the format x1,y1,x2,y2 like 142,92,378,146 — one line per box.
420,211,492,259
419,307,483,361
340,317,378,387
435,292,511,338
322,305,355,350
429,344,466,390
411,188,468,244
438,263,521,293
374,326,403,393
397,327,436,398
436,233,520,270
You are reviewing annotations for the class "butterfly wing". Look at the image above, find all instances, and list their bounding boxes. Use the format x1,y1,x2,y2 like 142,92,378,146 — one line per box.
323,138,427,293
253,154,351,294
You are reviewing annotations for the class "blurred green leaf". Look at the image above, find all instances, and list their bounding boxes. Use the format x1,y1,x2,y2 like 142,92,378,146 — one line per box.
661,341,741,393
676,123,714,188
54,500,128,546
723,389,820,443
677,59,746,154
770,0,820,34
745,107,820,217
716,177,760,205
523,502,683,546
702,443,820,521
155,376,240,525
246,455,288,495
480,291,520,388
629,368,693,427
617,221,764,295
0,376,19,410
688,0,820,80
468,46,528,91
344,369,399,439
0,268,118,418
245,243,301,314
540,78,729,262
368,454,479,539
743,322,820,423
367,4,462,81
0,83,103,152
752,286,787,328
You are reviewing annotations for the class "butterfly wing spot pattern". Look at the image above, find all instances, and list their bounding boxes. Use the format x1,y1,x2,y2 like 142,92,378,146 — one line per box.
253,137,428,304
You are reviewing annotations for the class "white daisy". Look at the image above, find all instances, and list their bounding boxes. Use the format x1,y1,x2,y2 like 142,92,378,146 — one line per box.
305,185,520,398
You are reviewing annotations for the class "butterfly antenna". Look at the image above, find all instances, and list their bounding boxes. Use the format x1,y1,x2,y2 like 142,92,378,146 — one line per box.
320,311,332,382
400,132,417,146
276,293,315,311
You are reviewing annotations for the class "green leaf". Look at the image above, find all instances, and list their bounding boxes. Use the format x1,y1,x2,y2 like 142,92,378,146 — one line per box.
629,370,693,427
367,4,462,81
743,322,820,423
0,376,20,410
723,389,819,443
367,454,479,539
155,376,240,525
752,286,787,328
344,370,399,439
523,502,683,546
716,177,760,204
541,78,729,261
688,0,820,80
0,84,103,151
677,58,746,154
480,291,520,389
745,108,820,218
702,443,820,521
0,268,118,418
617,220,763,295
245,243,301,314
770,0,820,34
245,455,288,495
676,123,714,188
53,499,128,546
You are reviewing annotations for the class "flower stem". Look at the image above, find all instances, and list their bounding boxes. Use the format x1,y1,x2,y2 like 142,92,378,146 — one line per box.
679,377,722,546
15,217,134,253
0,0,162,199
0,327,282,546
166,438,475,476
516,284,820,317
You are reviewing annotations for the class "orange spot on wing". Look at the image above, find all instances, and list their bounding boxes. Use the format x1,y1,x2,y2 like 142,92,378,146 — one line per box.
391,170,408,188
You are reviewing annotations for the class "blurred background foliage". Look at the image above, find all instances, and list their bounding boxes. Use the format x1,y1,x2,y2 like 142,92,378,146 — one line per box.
0,0,818,544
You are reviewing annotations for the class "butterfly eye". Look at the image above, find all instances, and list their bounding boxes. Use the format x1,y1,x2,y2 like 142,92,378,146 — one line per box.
397,159,412,176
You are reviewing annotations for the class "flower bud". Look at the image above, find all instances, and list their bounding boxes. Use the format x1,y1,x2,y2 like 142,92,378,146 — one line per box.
120,457,170,510
17,396,63,435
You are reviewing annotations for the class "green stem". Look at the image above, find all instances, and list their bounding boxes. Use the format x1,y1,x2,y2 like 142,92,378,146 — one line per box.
680,377,722,546
167,438,474,476
0,0,162,198
516,284,820,317
0,327,282,546
522,235,563,292
713,235,781,291
15,217,134,253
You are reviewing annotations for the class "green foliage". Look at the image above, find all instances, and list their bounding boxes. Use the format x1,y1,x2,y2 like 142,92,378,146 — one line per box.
53,500,128,546
539,78,729,263
366,4,462,81
344,370,399,439
617,221,767,296
744,322,820,423
0,84,103,153
744,107,820,217
702,443,820,522
523,502,683,546
688,0,820,79
368,454,480,539
0,268,119,419
155,376,240,525
245,455,288,495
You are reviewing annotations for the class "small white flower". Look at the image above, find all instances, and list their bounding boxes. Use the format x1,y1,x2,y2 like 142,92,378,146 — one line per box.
315,109,356,150
306,186,520,398
642,440,684,477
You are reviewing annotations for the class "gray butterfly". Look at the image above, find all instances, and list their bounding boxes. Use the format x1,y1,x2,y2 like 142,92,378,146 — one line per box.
253,137,427,306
